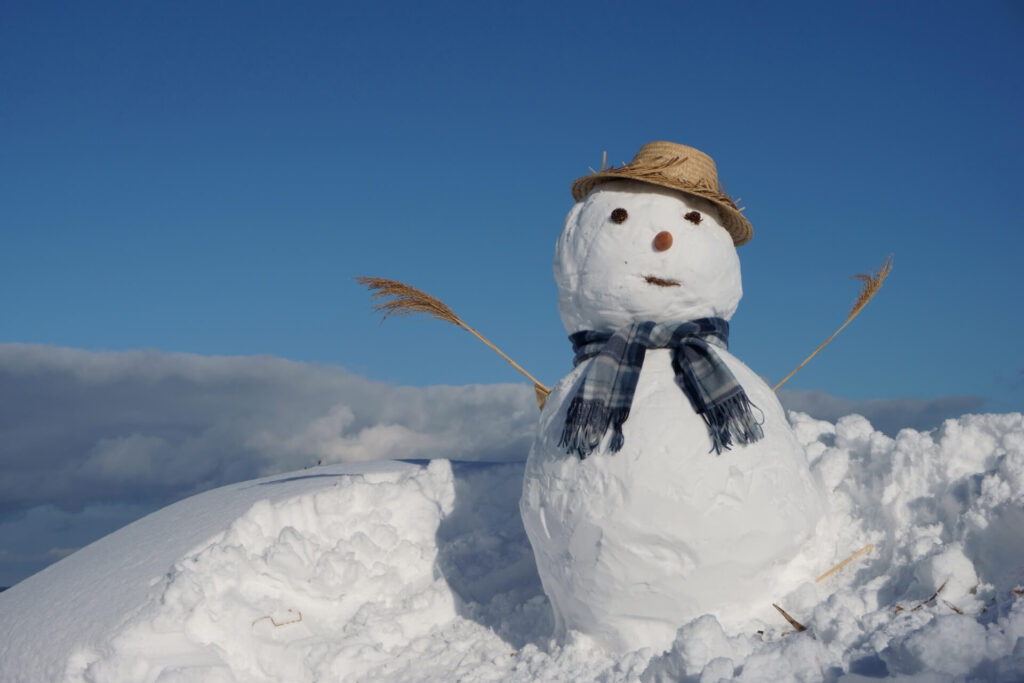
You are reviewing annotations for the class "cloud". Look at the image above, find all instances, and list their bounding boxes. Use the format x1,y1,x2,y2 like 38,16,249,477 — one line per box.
776,388,985,437
0,344,988,517
0,344,538,520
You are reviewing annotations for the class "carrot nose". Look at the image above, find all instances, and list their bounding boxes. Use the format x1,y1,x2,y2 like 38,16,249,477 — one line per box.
653,231,673,252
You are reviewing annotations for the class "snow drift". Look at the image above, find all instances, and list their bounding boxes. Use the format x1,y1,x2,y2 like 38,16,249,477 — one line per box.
1,412,1023,682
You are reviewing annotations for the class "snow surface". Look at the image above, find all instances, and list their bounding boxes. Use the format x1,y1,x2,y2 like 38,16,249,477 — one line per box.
2,412,1024,681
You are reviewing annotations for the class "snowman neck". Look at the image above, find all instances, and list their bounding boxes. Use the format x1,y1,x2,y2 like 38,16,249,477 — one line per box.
560,318,764,459
568,317,729,366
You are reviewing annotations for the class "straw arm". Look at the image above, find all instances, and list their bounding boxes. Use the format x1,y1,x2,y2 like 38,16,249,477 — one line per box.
772,256,892,393
772,318,852,392
461,323,551,395
354,276,551,404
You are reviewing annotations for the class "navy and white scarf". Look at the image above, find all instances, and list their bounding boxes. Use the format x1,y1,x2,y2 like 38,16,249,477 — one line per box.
559,318,764,459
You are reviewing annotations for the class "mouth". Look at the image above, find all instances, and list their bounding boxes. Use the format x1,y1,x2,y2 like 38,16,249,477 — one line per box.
643,274,680,288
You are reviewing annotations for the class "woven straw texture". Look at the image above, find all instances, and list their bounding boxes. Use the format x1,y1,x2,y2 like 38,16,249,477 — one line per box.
570,141,753,246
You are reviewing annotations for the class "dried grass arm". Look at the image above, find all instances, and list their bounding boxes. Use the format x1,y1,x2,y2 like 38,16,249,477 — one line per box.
773,256,893,393
356,277,552,408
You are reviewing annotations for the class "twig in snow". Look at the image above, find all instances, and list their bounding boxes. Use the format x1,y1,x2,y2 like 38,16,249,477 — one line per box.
772,603,807,633
815,544,874,583
251,609,303,628
911,581,948,611
942,600,964,615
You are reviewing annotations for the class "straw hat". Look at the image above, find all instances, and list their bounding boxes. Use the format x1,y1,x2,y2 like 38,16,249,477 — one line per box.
571,141,753,246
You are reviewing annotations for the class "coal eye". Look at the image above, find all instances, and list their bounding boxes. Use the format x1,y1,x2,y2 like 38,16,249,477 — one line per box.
684,211,702,225
610,208,628,224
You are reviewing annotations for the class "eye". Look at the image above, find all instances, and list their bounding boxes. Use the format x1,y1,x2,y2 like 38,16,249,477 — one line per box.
610,208,628,224
684,211,702,225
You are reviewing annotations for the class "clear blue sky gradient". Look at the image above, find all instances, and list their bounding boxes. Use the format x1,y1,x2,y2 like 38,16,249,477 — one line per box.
3,1,1023,412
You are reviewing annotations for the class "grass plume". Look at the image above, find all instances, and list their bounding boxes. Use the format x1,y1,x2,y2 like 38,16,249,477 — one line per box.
773,255,893,392
355,277,551,407
356,277,462,327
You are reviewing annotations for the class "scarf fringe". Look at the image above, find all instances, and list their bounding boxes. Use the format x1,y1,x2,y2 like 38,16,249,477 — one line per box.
559,397,630,459
702,392,765,455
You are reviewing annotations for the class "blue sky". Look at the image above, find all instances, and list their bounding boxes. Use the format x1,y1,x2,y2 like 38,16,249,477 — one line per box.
3,0,1023,409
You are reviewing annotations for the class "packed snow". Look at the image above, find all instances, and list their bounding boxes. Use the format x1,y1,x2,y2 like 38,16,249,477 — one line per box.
1,411,1023,681
522,179,827,653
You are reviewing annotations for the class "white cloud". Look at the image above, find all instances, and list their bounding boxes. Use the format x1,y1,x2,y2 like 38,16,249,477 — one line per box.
82,434,170,482
0,344,538,520
1,343,984,517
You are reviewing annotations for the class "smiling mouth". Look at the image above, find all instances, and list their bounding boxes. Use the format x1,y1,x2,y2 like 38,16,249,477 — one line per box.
643,275,680,287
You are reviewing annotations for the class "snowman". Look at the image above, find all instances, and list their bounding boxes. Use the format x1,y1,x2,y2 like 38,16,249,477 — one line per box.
519,141,826,654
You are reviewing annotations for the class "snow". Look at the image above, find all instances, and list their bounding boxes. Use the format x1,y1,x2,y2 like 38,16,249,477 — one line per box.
1,411,1022,681
522,180,826,653
521,346,826,653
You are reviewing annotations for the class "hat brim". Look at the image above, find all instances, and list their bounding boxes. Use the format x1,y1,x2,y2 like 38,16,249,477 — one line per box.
571,171,753,247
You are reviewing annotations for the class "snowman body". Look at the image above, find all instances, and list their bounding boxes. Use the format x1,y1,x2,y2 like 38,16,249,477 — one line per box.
520,181,825,654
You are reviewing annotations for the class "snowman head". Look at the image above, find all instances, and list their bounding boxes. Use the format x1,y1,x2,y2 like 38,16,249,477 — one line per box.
554,180,743,334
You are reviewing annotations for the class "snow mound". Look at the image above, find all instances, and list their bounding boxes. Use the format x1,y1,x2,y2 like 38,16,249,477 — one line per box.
1,412,1023,682
71,461,458,680
62,460,554,682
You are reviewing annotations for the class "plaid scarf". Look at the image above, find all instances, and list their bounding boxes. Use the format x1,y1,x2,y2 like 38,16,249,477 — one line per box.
559,318,764,459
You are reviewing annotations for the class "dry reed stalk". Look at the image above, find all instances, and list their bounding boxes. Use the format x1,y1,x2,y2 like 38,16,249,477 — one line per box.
912,580,947,611
773,256,894,393
356,277,552,408
251,609,302,628
815,544,874,583
894,580,950,615
772,603,807,632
